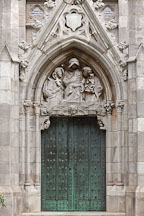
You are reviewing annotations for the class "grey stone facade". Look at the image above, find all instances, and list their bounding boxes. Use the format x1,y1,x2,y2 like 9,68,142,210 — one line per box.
0,0,144,215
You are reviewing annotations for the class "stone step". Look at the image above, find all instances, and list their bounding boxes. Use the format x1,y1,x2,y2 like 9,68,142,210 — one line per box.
22,212,126,216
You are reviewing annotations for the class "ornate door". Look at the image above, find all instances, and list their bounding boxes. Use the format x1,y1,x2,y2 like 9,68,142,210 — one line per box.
41,117,106,211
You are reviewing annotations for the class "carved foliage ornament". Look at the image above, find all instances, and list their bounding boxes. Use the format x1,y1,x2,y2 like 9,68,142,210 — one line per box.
41,117,51,130
19,41,31,52
44,0,56,8
105,18,118,30
94,0,105,10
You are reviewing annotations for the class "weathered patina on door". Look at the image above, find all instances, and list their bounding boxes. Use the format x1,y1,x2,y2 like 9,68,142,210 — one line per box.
41,117,106,211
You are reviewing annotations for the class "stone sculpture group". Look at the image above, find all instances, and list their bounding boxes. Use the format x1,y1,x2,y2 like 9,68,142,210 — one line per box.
42,58,103,111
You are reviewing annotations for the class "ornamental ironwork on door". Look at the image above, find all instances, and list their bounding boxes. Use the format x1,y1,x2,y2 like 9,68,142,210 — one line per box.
41,117,106,211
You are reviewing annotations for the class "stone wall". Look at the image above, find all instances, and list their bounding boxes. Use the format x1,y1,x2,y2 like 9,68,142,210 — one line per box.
0,0,144,216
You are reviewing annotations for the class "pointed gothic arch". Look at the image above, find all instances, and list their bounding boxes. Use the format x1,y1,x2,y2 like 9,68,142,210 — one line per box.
24,37,123,102
20,1,127,212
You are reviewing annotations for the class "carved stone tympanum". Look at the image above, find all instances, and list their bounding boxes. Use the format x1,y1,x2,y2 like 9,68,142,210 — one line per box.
41,57,105,115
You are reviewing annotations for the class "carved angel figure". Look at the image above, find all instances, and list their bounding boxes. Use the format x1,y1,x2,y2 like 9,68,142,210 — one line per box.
82,67,103,102
63,58,85,102
43,67,64,111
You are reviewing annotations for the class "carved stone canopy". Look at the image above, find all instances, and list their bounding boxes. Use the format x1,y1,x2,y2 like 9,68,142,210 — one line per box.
40,57,106,117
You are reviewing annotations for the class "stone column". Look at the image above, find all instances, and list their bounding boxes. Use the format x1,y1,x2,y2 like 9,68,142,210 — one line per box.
116,100,124,185
34,102,41,186
24,100,33,186
105,102,114,185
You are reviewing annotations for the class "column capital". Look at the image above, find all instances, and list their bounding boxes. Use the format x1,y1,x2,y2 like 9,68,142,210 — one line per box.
23,100,33,115
104,101,115,115
34,101,41,115
116,100,124,113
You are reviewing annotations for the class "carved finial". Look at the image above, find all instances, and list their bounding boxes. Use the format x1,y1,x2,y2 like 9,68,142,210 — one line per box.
94,0,105,10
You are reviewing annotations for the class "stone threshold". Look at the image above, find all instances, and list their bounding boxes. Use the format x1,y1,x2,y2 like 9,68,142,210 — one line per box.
22,212,126,216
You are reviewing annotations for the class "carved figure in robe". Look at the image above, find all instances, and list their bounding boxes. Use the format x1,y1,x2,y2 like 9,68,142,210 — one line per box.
43,67,64,111
63,58,85,102
83,66,103,102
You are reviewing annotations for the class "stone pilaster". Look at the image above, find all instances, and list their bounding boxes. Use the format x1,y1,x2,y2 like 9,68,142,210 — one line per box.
34,102,41,186
24,100,33,186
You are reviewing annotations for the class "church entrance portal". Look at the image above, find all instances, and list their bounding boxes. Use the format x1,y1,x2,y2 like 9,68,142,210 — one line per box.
41,117,106,211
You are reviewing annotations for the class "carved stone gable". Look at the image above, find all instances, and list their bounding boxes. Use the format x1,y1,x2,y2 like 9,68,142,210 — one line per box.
41,57,106,116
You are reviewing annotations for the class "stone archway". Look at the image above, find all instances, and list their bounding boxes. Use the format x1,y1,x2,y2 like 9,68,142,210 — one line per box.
21,45,125,214
39,57,107,211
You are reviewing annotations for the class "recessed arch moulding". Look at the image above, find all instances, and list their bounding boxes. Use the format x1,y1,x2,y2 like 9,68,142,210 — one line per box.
22,38,124,130
21,39,126,190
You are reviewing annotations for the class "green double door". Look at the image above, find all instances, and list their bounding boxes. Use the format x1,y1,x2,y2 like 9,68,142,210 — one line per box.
41,117,106,211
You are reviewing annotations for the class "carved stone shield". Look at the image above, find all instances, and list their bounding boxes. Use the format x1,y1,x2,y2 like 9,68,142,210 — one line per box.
65,13,82,31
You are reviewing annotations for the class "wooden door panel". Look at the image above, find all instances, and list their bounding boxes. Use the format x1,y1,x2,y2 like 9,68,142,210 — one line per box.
41,117,106,211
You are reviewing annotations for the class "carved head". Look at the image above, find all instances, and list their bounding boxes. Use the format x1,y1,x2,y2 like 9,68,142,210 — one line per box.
68,58,80,70
52,67,64,79
82,66,92,78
